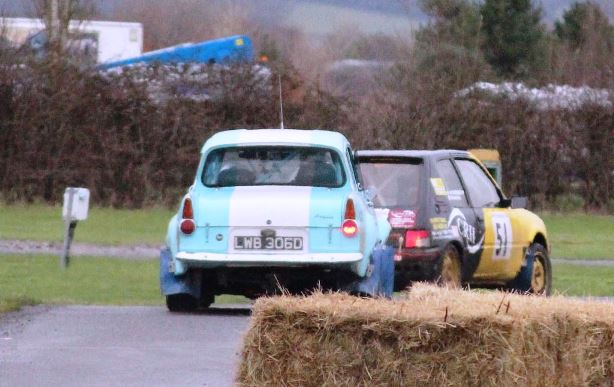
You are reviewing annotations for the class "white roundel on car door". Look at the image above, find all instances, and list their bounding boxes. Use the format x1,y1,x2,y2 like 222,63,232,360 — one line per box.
491,213,513,260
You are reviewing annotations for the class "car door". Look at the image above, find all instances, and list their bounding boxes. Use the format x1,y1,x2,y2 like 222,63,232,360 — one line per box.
453,158,523,280
434,158,483,279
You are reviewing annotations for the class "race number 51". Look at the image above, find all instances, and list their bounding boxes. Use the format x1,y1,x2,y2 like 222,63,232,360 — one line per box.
491,213,512,260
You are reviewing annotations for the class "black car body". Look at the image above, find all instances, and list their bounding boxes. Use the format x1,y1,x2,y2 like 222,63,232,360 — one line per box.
356,150,552,294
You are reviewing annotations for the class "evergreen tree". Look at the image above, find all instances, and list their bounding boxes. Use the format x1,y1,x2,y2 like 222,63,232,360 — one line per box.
418,0,483,50
555,1,614,50
412,0,491,88
480,0,545,78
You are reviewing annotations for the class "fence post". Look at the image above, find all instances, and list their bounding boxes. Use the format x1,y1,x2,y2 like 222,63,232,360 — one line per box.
60,187,89,269
61,187,76,268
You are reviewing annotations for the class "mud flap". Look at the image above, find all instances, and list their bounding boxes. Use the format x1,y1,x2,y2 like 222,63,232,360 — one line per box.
350,243,395,298
507,247,535,292
159,248,201,298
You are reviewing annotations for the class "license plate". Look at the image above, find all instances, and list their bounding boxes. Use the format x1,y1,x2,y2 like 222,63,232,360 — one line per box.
234,236,303,250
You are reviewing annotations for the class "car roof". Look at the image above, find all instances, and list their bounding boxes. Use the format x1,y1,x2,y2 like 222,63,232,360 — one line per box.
201,129,349,153
356,149,470,159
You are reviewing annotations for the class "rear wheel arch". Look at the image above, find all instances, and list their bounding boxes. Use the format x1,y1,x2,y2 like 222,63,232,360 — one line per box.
449,240,464,259
533,232,548,251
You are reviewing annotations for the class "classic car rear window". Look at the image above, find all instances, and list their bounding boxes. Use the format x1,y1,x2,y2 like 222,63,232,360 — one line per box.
202,146,346,187
359,158,423,208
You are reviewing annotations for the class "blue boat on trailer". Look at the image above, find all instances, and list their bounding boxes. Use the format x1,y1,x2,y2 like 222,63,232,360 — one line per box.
99,35,253,70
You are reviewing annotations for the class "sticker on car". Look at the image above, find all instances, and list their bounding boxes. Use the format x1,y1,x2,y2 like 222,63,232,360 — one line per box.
430,178,447,196
491,213,513,260
448,208,483,254
430,217,454,239
388,209,416,228
430,217,448,230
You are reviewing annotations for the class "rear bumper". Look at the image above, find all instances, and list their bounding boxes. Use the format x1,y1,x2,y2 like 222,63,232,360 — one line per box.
176,251,363,267
393,247,442,290
394,247,441,264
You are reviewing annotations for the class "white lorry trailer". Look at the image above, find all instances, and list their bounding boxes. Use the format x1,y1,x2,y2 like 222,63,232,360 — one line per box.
0,17,142,63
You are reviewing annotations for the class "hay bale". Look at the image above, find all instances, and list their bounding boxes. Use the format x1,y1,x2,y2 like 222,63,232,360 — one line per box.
238,284,614,386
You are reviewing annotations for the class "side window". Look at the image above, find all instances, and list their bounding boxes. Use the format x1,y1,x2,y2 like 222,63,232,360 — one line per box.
455,159,501,208
346,148,362,190
436,159,469,207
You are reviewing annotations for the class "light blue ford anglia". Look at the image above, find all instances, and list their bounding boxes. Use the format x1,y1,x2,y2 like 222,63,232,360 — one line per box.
161,129,392,311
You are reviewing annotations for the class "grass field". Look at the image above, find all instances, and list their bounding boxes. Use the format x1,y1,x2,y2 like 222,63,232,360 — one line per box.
540,213,614,259
551,264,614,297
0,296,38,314
0,254,248,313
0,205,612,314
0,204,173,245
0,254,611,316
1,204,612,259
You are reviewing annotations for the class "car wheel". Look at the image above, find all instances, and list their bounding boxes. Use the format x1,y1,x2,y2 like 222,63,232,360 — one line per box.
437,245,462,288
166,294,198,312
200,291,214,309
530,244,552,295
507,243,552,296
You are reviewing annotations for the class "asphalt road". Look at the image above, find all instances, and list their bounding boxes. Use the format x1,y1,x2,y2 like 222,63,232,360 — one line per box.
3,298,614,387
0,304,251,387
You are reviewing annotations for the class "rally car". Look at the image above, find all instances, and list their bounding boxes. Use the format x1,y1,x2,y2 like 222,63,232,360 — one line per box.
160,129,392,311
356,150,552,295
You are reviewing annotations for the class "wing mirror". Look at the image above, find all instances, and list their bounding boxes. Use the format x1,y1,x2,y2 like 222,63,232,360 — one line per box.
511,196,528,209
499,196,528,209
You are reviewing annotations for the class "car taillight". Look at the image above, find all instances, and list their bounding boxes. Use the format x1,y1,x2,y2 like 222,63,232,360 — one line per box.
182,197,194,219
344,198,355,220
342,219,358,237
180,219,196,234
404,230,430,248
341,198,358,237
180,197,195,235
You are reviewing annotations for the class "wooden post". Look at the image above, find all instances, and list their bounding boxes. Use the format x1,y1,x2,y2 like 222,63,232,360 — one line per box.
61,187,76,269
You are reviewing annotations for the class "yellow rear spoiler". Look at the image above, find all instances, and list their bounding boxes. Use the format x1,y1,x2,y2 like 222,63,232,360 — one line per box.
468,148,502,185
468,148,500,163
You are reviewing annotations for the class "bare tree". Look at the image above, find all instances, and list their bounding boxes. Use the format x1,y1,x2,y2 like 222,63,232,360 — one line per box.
30,0,95,58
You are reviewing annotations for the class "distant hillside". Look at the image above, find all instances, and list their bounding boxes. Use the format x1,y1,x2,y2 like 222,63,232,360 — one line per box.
286,0,614,19
1,0,612,38
303,0,614,22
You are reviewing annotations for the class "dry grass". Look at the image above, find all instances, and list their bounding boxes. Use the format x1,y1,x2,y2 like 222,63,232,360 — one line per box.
238,284,614,386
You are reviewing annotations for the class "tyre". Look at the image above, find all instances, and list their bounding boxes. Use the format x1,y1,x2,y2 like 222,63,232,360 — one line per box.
166,294,198,312
507,243,552,295
436,244,462,288
199,291,214,309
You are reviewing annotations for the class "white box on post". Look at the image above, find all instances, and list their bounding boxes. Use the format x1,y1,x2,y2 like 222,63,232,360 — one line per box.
63,187,90,221
61,187,90,268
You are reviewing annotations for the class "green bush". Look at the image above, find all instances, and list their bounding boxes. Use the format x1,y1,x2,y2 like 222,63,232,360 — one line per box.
554,194,585,212
0,58,343,208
